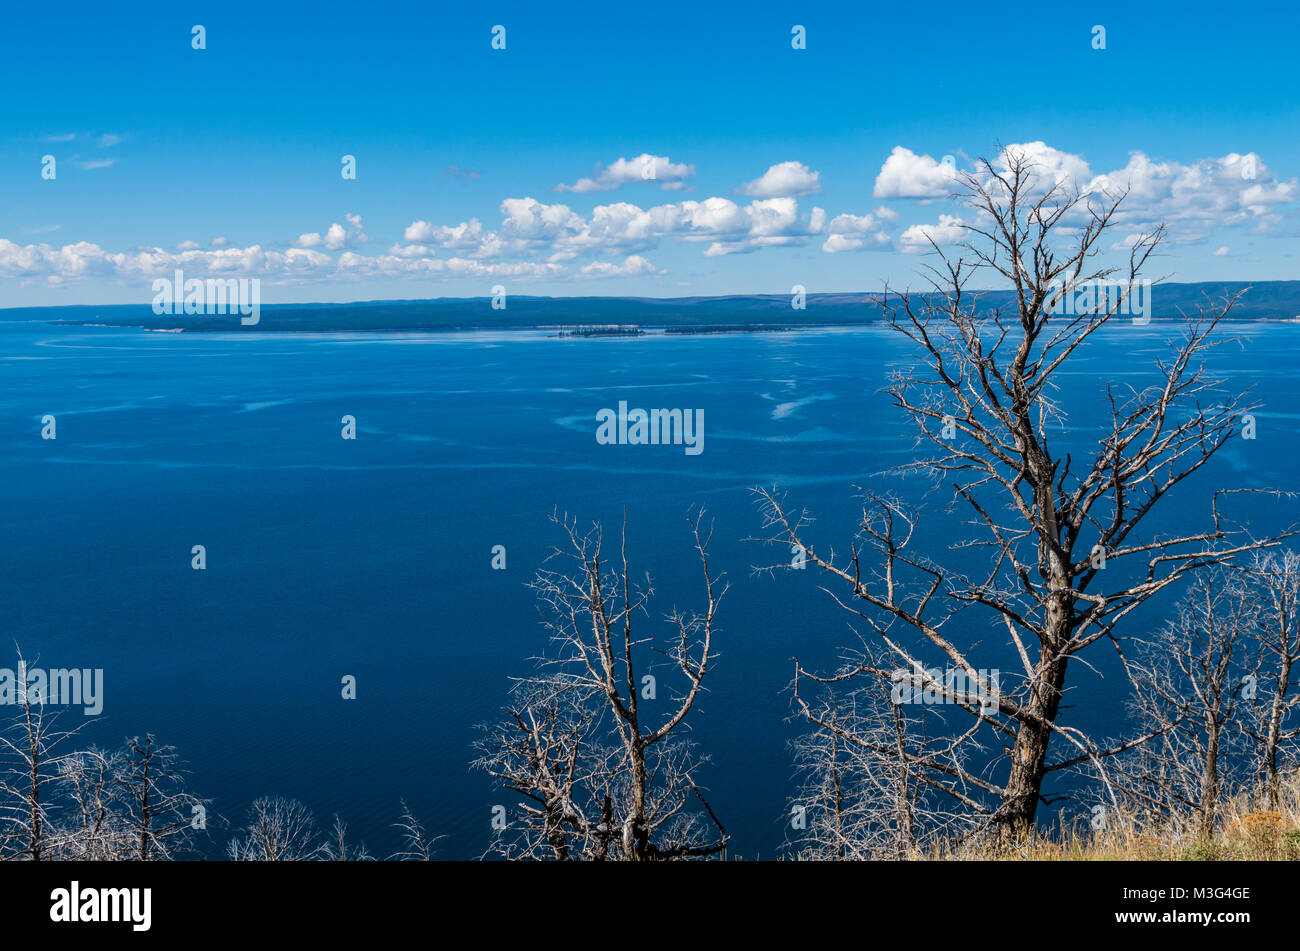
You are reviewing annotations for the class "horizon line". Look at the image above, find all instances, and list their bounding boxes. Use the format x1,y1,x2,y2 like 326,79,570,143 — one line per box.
5,278,1299,312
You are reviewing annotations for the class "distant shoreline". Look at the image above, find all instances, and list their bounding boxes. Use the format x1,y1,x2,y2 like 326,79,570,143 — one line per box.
31,317,1300,339
65,321,829,336
47,317,1300,337
5,281,1299,334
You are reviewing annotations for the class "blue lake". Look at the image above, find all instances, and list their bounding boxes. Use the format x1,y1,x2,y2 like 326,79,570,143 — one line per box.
2,319,1298,858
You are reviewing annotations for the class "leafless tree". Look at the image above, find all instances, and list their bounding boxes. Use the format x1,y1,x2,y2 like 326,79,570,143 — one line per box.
115,734,207,860
788,645,991,858
1242,551,1300,805
475,509,729,860
1121,569,1256,834
0,651,84,860
227,797,324,861
755,147,1291,844
52,748,133,860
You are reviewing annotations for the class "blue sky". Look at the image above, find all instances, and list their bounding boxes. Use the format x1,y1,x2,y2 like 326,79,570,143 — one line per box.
2,0,1297,306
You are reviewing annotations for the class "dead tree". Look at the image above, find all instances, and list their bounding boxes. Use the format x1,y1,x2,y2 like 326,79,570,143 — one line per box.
1122,569,1256,835
115,734,207,860
476,509,729,860
0,653,83,860
53,748,133,860
227,797,323,861
755,147,1291,843
788,644,990,858
1243,551,1300,806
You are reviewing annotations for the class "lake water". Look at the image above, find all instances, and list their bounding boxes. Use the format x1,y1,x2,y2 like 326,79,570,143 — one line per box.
2,319,1298,858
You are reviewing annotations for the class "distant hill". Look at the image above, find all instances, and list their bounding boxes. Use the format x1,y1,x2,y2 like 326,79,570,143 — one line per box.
5,281,1299,332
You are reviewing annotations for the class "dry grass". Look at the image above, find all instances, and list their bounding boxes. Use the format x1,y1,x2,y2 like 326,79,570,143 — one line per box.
923,774,1300,861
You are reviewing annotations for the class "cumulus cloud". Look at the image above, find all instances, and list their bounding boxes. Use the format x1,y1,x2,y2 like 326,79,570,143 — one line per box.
873,147,960,199
822,212,891,253
879,142,1298,246
394,203,575,262
994,141,1093,192
335,251,564,280
1110,233,1150,251
982,143,1298,236
0,239,329,284
578,255,663,278
1085,150,1296,238
556,154,695,193
323,223,348,250
498,197,586,243
899,214,967,253
297,213,368,251
394,192,830,262
737,161,822,198
8,145,1288,289
402,217,484,249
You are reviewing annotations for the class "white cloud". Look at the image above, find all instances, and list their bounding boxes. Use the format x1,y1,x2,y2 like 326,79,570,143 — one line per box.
296,214,368,251
396,192,827,261
403,217,485,249
9,145,1288,289
994,141,1094,192
1215,246,1230,256
971,144,1297,243
821,212,891,253
1087,151,1296,236
499,197,585,243
0,239,329,283
336,252,564,280
879,142,1298,246
899,214,967,253
737,161,822,198
578,255,663,278
323,223,348,250
556,154,695,193
2,185,835,288
1111,233,1150,251
873,147,960,199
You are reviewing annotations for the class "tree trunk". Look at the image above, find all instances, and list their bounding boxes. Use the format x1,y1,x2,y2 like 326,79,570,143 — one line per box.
1202,718,1220,836
1264,655,1291,807
999,650,1068,840
626,738,649,860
